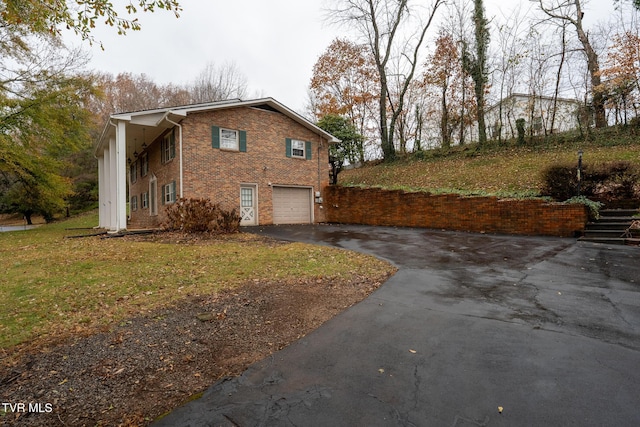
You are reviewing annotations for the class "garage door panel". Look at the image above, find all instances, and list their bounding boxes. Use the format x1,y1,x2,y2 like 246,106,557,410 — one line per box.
273,187,312,224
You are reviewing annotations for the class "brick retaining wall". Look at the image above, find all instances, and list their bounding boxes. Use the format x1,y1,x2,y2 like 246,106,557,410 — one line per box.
324,186,588,237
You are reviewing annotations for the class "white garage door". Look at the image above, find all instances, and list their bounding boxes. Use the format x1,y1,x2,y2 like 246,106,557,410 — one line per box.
272,186,312,224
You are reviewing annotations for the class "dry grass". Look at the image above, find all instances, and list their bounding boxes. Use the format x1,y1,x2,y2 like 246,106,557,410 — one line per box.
341,141,640,197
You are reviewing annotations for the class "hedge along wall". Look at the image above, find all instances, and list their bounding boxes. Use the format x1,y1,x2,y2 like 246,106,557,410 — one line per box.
324,186,588,237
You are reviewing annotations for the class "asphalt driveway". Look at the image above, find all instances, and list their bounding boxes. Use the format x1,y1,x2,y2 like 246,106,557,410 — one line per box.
154,225,640,426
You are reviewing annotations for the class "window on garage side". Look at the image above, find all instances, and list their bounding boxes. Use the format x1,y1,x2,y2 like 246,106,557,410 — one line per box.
212,126,247,152
285,138,312,160
291,139,305,158
221,129,238,150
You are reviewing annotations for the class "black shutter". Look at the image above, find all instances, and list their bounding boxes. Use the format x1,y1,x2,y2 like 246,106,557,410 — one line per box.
239,130,247,152
212,126,220,149
305,141,312,160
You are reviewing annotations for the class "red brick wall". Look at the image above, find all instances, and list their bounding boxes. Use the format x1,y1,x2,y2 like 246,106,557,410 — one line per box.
128,129,180,230
128,106,330,229
325,186,588,237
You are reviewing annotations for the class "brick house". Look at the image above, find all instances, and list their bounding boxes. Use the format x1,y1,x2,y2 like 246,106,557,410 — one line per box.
95,98,339,232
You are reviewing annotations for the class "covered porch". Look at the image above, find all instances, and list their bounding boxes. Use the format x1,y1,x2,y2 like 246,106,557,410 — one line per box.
95,109,185,232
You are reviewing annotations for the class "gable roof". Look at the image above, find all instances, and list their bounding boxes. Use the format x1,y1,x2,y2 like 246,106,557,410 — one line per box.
96,97,339,155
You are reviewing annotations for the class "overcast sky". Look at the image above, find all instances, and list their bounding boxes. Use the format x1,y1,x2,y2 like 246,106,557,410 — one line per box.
70,0,618,113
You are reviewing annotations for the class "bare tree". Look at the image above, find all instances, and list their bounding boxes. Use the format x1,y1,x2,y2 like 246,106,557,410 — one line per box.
326,0,445,161
534,0,607,128
89,72,191,128
491,5,531,142
422,30,475,149
447,0,477,146
525,28,554,136
550,22,569,133
189,61,248,103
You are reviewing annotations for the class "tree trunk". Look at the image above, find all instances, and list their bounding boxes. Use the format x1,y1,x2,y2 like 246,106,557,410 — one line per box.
459,81,466,146
551,25,567,134
574,9,606,128
24,211,33,225
441,84,450,149
378,73,395,161
476,85,487,146
466,0,489,148
537,0,606,128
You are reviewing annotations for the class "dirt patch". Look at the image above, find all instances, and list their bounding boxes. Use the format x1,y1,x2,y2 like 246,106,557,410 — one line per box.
0,265,391,426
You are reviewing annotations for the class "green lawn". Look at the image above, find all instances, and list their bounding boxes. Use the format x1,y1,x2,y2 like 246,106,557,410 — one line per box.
0,212,393,349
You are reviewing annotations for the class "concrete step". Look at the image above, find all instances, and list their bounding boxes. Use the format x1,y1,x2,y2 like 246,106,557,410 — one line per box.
593,216,636,224
583,229,639,237
585,221,633,230
578,208,639,246
579,236,640,246
600,209,639,217
578,236,630,245
583,230,629,238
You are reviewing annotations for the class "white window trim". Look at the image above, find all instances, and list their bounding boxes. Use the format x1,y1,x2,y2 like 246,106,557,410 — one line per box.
129,162,137,184
163,133,175,163
220,128,239,151
164,182,176,205
291,139,305,159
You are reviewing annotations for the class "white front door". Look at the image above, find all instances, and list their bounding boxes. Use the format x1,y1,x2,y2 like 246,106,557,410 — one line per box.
240,185,256,226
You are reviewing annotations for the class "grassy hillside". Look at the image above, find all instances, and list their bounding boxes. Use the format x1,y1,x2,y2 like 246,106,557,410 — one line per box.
340,127,640,198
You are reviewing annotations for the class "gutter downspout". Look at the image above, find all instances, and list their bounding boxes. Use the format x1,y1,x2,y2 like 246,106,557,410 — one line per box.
165,116,184,198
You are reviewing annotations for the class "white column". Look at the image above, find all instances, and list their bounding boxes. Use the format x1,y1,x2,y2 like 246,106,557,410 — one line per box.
97,154,107,228
114,121,128,232
109,137,117,231
103,145,112,229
